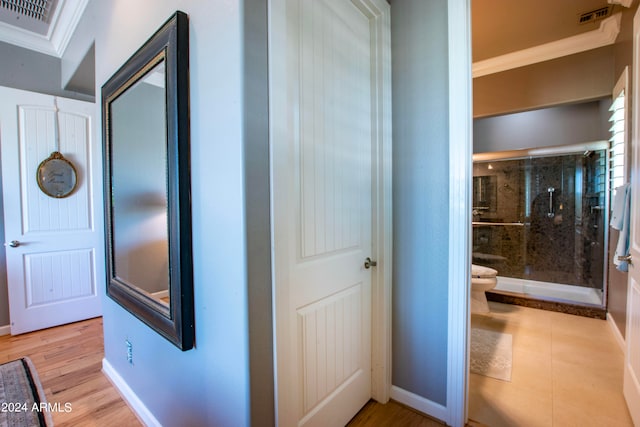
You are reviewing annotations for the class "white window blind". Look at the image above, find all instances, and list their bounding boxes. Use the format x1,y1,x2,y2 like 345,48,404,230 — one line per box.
609,89,625,199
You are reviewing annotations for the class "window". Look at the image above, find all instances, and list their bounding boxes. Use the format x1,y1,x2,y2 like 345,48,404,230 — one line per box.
609,67,628,205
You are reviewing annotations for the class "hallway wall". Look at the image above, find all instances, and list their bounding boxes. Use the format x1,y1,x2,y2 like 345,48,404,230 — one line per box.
391,0,450,407
94,1,272,425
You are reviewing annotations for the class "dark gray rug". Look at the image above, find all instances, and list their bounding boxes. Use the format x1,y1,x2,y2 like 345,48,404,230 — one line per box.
0,357,53,426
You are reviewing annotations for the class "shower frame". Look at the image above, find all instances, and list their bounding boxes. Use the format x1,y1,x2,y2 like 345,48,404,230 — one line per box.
472,140,610,310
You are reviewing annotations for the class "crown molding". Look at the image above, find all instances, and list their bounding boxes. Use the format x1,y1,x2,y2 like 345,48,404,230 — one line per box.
0,0,89,57
473,12,622,78
609,0,634,8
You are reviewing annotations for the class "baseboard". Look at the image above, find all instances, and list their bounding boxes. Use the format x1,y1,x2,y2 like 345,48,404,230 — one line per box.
607,313,626,353
0,325,10,336
390,385,447,423
102,358,161,427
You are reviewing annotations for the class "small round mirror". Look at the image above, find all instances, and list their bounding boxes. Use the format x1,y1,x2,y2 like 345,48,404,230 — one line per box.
36,151,78,198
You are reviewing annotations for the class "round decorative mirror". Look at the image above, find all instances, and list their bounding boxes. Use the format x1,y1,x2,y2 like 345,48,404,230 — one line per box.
36,151,78,198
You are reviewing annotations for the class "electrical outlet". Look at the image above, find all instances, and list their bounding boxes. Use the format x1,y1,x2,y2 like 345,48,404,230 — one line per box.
126,340,133,365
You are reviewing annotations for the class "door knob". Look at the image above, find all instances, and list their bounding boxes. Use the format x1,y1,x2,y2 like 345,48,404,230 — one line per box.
6,240,20,248
618,254,632,263
364,257,377,269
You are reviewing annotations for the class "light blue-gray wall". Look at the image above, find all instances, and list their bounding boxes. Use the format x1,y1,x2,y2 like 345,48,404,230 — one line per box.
0,41,93,101
474,100,611,154
242,0,274,423
95,0,272,425
391,0,450,406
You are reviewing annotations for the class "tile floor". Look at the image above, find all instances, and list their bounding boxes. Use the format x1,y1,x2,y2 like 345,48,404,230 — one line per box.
469,301,633,427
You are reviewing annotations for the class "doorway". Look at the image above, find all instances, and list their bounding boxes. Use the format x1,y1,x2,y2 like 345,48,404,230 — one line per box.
469,0,639,425
0,86,102,335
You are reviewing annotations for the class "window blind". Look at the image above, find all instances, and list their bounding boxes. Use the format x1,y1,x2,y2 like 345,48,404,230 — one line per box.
609,90,625,201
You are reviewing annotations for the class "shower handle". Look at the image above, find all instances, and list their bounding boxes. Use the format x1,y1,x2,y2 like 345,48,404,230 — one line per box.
547,187,555,218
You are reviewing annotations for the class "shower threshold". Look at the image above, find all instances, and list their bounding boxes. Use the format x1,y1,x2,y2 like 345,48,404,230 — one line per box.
486,276,606,318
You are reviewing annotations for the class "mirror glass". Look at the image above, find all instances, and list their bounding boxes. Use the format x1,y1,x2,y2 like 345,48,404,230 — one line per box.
473,175,497,213
102,11,193,350
110,61,170,307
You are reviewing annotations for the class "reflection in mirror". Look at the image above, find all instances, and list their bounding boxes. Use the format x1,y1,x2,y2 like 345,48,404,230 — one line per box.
110,61,169,307
473,175,497,213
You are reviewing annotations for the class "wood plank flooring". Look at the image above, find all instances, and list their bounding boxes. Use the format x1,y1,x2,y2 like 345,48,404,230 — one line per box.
0,317,141,426
348,400,445,426
347,400,488,427
0,318,479,427
1,305,628,426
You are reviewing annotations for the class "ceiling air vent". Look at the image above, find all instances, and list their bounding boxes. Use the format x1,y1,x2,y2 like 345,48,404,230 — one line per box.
0,0,53,22
578,6,612,25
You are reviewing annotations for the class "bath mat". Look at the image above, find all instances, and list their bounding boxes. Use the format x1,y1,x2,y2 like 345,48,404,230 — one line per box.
470,328,513,382
0,357,53,426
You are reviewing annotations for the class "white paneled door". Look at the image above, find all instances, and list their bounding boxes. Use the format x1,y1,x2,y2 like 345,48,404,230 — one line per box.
0,86,101,334
270,0,391,426
625,7,640,424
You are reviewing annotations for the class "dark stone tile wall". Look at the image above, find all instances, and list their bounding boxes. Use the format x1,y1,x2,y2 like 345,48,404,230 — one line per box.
472,151,606,291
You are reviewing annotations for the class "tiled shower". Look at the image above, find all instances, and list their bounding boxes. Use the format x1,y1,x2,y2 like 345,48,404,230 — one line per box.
472,148,607,306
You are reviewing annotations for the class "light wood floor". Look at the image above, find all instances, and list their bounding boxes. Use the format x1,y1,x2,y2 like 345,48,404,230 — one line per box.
348,400,444,426
0,318,479,427
348,400,491,426
0,305,631,426
0,317,141,426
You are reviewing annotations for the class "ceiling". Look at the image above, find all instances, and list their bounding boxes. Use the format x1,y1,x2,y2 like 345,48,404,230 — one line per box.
0,1,631,64
472,0,628,62
0,0,57,35
0,0,87,57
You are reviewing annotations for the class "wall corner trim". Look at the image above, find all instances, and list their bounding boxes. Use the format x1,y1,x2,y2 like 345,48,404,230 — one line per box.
390,386,447,423
448,0,472,426
608,0,634,8
102,358,162,427
473,12,622,78
0,325,10,336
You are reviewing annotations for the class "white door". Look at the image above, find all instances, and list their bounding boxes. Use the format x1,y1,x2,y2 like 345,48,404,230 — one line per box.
270,0,391,426
625,7,640,424
0,86,101,334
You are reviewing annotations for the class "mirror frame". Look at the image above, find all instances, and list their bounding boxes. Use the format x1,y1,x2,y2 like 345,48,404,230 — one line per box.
101,11,193,350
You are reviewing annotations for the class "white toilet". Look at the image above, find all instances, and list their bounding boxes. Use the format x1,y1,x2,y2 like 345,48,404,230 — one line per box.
471,264,498,314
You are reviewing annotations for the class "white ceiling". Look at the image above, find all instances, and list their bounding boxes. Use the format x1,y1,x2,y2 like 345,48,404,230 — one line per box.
0,0,88,57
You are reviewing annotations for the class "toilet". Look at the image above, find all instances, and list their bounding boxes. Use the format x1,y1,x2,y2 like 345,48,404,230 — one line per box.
471,264,498,314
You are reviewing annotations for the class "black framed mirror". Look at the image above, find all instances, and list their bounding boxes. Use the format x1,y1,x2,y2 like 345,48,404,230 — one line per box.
102,11,193,350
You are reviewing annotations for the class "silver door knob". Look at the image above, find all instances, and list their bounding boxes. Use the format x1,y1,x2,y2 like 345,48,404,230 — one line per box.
364,257,377,269
618,254,632,263
7,240,20,248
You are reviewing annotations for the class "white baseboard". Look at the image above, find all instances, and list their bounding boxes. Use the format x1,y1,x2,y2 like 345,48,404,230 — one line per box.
390,385,447,423
102,358,161,427
0,325,10,336
607,313,626,353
